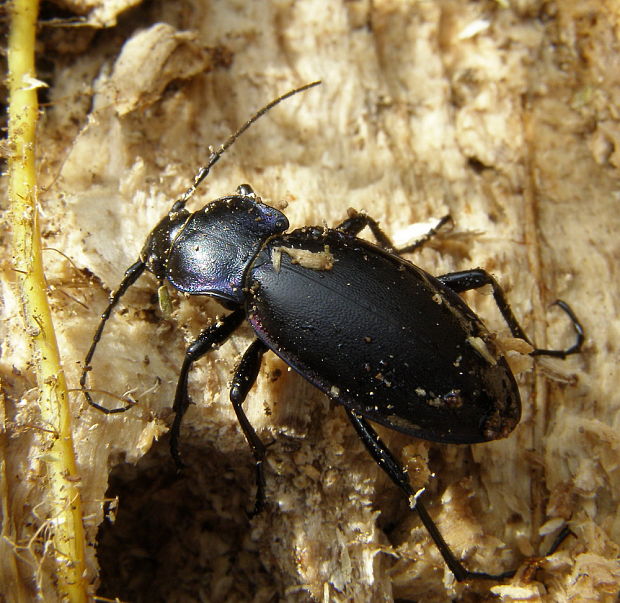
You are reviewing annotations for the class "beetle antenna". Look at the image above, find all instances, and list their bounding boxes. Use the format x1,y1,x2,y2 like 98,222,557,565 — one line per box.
81,259,146,413
170,80,321,213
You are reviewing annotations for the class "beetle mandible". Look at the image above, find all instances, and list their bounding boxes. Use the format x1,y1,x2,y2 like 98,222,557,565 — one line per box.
81,81,584,582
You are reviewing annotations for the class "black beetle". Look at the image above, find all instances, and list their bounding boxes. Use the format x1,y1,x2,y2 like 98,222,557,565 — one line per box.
81,81,584,582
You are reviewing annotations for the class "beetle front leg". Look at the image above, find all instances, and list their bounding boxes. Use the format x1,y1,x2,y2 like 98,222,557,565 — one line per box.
170,308,246,468
345,409,515,582
438,269,584,358
229,339,269,515
336,210,451,254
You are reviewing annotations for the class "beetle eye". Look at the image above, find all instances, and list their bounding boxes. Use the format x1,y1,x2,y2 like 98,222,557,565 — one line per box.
275,218,287,230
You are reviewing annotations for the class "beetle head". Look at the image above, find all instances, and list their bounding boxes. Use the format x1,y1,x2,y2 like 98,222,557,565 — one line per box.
140,201,191,281
143,188,288,304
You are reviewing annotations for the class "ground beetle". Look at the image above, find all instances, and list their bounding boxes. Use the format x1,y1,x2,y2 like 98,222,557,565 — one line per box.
81,81,584,583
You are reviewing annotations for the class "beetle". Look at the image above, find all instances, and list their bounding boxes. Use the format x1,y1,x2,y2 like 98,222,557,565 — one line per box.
81,81,584,582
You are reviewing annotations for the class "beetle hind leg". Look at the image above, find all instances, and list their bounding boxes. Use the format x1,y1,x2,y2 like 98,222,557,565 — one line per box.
437,269,584,358
345,409,520,582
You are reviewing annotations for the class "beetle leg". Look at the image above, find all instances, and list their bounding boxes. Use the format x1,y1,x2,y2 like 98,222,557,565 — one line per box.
229,339,269,515
438,269,584,358
395,214,453,254
335,210,396,250
345,409,516,582
170,308,246,468
336,211,452,254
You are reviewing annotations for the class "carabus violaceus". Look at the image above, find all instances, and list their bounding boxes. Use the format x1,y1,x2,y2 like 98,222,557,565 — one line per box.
81,81,584,582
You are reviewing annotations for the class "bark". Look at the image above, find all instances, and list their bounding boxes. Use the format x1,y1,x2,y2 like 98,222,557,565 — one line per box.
2,0,620,600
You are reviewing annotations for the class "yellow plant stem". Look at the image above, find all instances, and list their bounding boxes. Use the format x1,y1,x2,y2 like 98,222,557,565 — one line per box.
8,0,88,600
